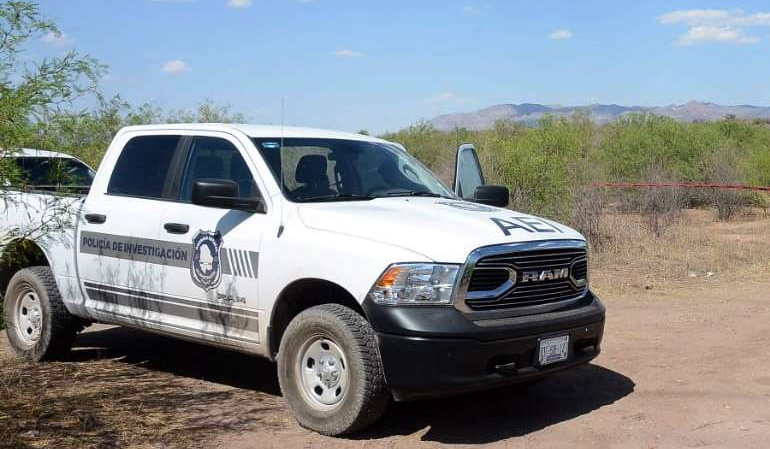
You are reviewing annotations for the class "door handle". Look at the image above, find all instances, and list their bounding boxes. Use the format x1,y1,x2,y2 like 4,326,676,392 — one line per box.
164,223,190,234
85,213,106,224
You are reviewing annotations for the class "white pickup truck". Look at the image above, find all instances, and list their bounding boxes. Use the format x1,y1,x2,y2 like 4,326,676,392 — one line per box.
1,124,605,435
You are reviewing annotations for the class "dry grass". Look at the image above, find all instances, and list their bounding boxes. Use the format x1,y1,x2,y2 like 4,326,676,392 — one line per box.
0,338,286,449
0,356,203,449
590,208,770,296
2,206,769,448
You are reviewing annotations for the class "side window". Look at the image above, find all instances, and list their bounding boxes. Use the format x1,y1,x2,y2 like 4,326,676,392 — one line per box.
284,146,337,198
179,137,259,202
254,140,338,201
107,135,181,199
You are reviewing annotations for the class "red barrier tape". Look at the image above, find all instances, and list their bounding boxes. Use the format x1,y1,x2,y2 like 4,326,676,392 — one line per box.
592,182,770,192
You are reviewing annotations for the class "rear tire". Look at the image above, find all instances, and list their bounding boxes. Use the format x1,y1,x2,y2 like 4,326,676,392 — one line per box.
277,304,389,436
4,266,79,362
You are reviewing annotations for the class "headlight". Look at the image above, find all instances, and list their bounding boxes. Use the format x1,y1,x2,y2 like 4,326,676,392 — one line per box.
368,263,460,306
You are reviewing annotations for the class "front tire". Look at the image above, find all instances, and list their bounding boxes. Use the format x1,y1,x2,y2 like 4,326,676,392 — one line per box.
277,304,389,436
4,266,79,362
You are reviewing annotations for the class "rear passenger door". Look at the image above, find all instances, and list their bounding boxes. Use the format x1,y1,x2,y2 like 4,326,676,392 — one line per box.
157,134,269,348
78,134,186,322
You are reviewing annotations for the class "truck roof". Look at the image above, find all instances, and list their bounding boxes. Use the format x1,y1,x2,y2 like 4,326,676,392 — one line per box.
2,148,77,159
119,123,391,144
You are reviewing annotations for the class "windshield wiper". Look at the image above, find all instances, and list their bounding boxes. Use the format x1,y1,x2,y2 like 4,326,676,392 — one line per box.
382,190,445,198
296,194,376,203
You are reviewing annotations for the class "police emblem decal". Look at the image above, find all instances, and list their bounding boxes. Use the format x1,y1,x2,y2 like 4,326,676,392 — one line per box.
191,230,223,291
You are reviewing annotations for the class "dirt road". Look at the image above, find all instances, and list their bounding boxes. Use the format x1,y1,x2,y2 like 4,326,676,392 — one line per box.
3,279,770,448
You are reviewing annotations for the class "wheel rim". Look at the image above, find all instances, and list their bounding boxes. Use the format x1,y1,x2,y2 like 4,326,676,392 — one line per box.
295,335,349,411
14,286,44,345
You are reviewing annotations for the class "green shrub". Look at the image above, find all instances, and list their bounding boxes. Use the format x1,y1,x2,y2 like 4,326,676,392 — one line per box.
383,114,770,226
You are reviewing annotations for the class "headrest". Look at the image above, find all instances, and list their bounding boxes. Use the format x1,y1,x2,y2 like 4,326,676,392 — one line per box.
295,155,328,184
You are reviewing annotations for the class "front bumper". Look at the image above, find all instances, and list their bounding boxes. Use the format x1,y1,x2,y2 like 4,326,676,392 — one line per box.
363,291,606,401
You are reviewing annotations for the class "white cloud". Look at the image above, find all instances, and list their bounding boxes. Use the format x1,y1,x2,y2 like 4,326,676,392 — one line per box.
161,60,190,74
549,29,573,40
332,49,364,58
427,92,473,104
227,0,251,7
40,31,75,47
464,6,480,14
659,9,770,45
433,92,458,101
659,9,733,26
676,26,759,45
659,9,770,27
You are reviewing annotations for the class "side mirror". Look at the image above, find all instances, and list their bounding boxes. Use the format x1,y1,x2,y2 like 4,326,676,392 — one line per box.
473,185,510,208
192,179,265,213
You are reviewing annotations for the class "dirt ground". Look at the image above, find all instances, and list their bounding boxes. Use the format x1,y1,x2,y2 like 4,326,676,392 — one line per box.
2,210,770,448
2,278,769,449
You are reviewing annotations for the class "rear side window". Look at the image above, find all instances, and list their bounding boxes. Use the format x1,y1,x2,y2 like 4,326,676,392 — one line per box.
107,135,181,199
14,157,95,187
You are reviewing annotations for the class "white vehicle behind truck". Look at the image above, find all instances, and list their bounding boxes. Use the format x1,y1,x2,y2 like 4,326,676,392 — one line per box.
1,124,605,435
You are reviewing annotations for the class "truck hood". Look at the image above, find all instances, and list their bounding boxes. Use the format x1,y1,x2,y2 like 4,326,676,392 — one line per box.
296,197,584,262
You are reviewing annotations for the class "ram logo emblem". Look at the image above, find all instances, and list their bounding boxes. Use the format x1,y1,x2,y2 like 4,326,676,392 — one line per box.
521,268,569,283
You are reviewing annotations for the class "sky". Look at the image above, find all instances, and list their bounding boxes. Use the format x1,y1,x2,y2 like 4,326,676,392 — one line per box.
31,0,770,133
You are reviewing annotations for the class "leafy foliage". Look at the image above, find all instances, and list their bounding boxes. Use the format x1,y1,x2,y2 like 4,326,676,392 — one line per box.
0,1,105,269
0,3,768,305
27,97,247,168
0,1,103,167
384,114,770,227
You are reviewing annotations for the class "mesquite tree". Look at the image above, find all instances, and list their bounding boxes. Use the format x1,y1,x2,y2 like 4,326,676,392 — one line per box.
0,2,103,296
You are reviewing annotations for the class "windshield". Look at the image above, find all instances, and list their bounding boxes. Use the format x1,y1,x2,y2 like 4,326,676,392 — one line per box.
253,138,456,202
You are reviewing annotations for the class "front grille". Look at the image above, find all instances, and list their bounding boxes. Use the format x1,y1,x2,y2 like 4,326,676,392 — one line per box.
466,247,587,310
468,268,511,291
571,258,588,281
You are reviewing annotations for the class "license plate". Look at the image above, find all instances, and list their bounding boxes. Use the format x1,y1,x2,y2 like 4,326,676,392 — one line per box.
538,335,570,366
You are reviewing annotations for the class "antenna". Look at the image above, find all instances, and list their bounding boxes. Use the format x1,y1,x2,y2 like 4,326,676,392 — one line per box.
277,96,286,238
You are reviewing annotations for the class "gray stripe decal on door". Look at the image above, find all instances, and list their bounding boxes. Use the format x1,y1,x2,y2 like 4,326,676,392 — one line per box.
86,285,259,331
92,308,258,344
235,249,244,277
239,250,251,278
80,231,258,279
81,231,192,268
237,249,247,277
223,249,231,275
83,281,259,318
246,251,255,278
220,249,232,276
224,249,233,276
249,252,259,278
229,249,240,277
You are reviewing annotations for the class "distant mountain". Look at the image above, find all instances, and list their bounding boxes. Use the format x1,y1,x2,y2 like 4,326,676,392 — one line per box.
427,101,770,131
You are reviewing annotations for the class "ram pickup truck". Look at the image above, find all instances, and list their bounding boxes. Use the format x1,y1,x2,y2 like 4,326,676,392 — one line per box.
1,124,605,436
